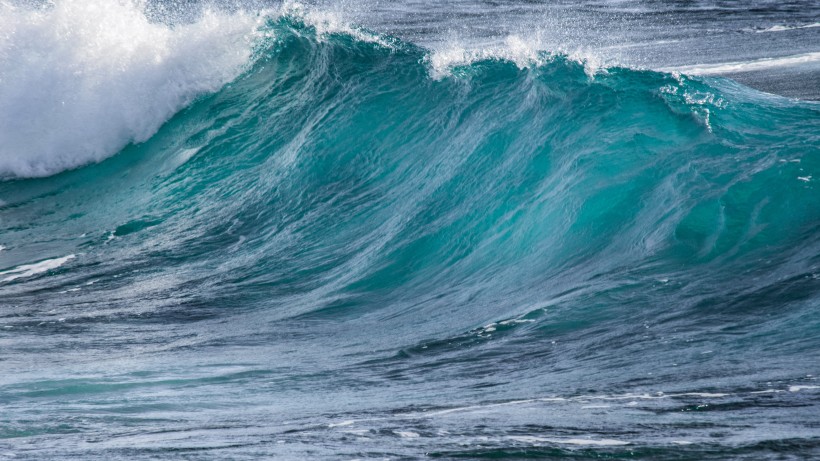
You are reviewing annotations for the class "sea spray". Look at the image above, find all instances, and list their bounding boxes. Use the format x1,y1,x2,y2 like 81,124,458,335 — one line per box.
0,0,262,177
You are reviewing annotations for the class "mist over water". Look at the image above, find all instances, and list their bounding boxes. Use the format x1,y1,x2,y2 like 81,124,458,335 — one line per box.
1,1,819,459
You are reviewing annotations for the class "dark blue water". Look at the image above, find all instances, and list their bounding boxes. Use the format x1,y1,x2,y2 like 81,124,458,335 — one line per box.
1,1,819,459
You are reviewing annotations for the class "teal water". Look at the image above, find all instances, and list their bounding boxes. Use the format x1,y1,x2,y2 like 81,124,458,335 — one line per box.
1,13,820,460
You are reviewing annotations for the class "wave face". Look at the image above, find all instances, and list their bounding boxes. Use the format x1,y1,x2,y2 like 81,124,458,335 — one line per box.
1,8,820,460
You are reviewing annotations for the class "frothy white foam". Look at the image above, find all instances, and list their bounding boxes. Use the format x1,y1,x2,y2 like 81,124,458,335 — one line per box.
427,35,606,79
754,23,820,33
508,436,630,446
279,1,393,48
0,254,76,282
788,385,820,392
427,35,543,78
662,52,820,76
0,0,263,178
328,420,355,428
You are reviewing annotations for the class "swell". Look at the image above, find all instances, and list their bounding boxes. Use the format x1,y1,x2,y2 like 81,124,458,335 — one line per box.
1,13,819,391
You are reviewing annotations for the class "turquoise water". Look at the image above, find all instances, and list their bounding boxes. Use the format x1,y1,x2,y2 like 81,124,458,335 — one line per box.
1,11,820,460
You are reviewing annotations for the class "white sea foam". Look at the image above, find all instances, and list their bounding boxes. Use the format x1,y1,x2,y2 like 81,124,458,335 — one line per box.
428,35,544,78
427,35,606,79
788,385,820,392
754,23,820,33
672,392,729,398
0,0,263,178
662,52,820,76
340,429,371,436
328,420,355,428
0,254,76,282
278,1,393,48
422,390,739,419
508,436,630,446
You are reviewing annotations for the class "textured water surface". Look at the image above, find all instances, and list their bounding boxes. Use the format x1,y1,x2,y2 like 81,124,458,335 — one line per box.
1,1,819,459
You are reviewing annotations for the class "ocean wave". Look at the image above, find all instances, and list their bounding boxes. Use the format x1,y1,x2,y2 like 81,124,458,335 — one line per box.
1,3,819,457
2,12,817,323
0,1,649,179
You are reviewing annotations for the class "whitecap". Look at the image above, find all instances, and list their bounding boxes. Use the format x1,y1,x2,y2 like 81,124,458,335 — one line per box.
0,254,76,282
0,0,264,178
788,385,820,392
661,52,820,76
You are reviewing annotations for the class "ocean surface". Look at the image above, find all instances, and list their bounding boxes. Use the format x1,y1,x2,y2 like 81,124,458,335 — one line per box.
1,1,819,459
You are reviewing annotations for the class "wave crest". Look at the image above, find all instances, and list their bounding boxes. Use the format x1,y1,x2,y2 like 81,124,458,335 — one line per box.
0,0,262,178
